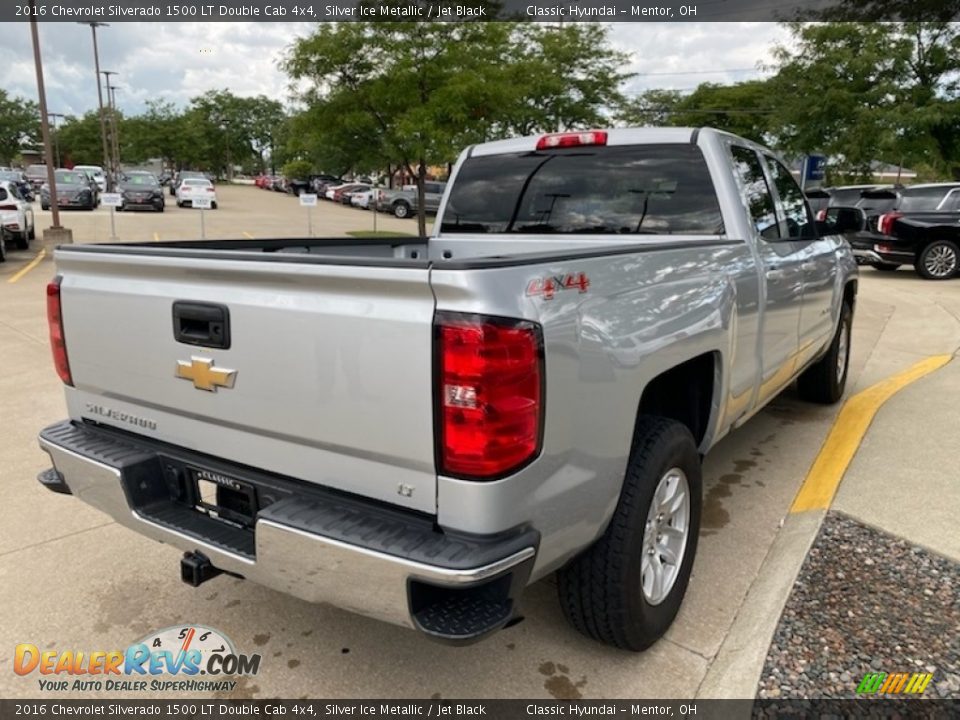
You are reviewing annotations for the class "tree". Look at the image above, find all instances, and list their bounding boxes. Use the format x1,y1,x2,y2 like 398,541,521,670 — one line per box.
618,82,774,143
770,22,960,178
58,112,105,166
284,17,630,236
0,90,40,165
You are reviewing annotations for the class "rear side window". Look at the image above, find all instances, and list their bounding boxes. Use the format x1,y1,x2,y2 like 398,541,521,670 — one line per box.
897,187,954,212
441,144,724,235
731,146,779,240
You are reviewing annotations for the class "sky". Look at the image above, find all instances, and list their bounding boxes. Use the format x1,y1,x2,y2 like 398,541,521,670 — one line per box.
0,22,791,118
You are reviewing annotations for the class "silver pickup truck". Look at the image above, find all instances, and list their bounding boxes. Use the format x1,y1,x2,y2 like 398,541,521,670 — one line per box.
38,128,857,650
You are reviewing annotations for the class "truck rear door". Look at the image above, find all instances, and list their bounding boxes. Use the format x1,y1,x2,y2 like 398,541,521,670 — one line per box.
55,250,439,514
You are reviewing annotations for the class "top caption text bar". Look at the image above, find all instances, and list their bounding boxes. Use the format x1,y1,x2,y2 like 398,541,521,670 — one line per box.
6,0,960,23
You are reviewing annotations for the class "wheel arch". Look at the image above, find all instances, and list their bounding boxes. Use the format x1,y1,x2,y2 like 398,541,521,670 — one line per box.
634,351,721,453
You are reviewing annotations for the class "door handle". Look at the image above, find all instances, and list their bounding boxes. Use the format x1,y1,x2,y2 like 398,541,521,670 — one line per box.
765,268,786,281
801,262,817,272
173,301,231,349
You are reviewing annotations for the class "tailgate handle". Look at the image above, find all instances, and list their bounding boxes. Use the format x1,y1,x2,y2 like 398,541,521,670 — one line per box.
173,302,230,349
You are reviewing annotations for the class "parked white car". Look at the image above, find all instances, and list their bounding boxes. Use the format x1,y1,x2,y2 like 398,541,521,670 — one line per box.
73,165,107,193
176,178,218,209
350,188,381,210
0,180,35,251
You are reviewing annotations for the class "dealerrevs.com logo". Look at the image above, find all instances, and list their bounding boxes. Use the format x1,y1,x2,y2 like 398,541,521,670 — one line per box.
14,625,261,693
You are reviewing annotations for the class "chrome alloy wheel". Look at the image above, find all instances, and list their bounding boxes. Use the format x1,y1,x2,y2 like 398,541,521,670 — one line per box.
641,467,690,606
924,245,958,278
836,316,850,384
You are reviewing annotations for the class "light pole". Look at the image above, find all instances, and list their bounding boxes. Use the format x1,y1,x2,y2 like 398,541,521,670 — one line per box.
106,80,122,178
29,0,71,243
48,112,65,167
101,70,119,182
78,22,112,190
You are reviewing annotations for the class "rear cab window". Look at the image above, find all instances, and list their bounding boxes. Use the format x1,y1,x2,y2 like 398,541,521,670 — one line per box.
441,144,724,235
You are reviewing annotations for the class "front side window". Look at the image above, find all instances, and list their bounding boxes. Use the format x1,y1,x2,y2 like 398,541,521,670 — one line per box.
731,146,779,240
441,144,724,235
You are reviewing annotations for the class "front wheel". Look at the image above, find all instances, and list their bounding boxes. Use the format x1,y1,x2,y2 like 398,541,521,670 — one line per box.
797,301,852,404
916,240,959,280
557,416,702,651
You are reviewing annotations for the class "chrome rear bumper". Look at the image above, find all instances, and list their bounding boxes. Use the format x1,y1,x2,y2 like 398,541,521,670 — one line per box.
39,421,535,640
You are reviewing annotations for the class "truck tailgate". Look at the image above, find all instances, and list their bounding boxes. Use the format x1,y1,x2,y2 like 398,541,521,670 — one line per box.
56,251,438,514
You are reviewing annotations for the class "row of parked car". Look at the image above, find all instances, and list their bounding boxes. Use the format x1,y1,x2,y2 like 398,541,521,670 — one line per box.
810,182,960,280
254,172,448,219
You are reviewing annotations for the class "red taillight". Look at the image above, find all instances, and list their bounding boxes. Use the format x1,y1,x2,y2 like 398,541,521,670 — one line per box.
536,131,608,151
437,312,543,479
206,187,215,192
0,203,17,211
878,212,903,235
816,209,826,221
46,278,73,386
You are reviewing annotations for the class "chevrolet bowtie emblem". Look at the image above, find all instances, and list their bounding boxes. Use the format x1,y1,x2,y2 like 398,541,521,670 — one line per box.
175,356,237,392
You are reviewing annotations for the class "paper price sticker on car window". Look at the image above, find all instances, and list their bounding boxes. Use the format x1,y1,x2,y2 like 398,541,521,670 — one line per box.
299,193,318,207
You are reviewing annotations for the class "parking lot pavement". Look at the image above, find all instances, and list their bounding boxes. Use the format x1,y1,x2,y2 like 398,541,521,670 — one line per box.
0,249,957,698
19,184,428,246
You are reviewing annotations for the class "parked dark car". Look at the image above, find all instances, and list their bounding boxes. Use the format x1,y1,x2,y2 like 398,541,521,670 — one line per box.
118,171,165,212
876,211,960,280
25,164,48,192
832,183,960,278
39,169,97,211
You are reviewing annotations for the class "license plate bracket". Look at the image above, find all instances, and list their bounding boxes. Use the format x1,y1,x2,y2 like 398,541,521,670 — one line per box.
189,467,258,528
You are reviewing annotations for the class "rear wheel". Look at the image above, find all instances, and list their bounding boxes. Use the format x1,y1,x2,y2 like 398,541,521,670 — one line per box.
916,240,959,280
14,230,29,250
393,201,410,219
557,416,702,651
797,301,852,404
0,235,6,263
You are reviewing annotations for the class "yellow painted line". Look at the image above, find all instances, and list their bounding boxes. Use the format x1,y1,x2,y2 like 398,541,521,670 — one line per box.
153,232,160,242
242,231,255,239
790,354,952,513
6,248,47,283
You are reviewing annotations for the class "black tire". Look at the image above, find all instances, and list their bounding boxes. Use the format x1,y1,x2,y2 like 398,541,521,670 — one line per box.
915,240,959,280
0,235,6,263
41,203,49,211
14,231,29,250
797,301,852,404
393,201,410,219
873,263,900,272
557,416,702,651
211,202,218,210
28,223,35,240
